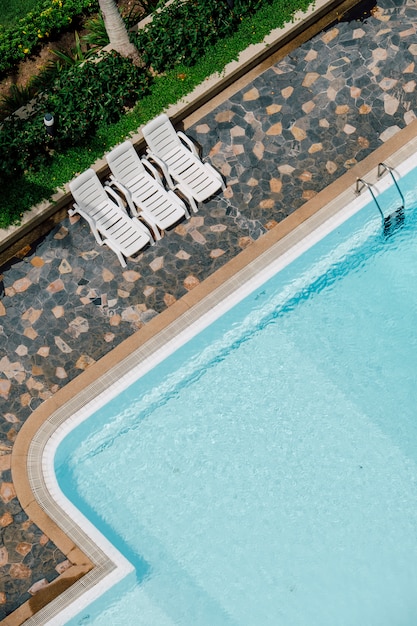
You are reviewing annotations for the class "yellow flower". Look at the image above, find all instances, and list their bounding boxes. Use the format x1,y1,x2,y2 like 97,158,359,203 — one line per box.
38,33,43,38
23,48,29,54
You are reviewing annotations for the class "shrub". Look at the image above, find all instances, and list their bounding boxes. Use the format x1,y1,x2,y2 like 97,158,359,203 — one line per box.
0,0,99,76
134,0,274,73
0,51,152,177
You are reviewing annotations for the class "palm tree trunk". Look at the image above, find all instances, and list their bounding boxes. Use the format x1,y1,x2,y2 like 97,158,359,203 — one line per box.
98,0,142,65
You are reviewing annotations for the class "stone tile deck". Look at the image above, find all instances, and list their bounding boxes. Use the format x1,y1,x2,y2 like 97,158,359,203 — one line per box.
1,0,417,619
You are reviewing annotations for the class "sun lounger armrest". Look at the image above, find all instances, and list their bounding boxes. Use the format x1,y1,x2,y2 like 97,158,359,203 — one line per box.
167,189,190,219
105,177,137,217
131,216,155,244
103,183,128,212
177,131,199,157
70,203,104,246
141,157,163,185
146,149,175,189
204,163,226,190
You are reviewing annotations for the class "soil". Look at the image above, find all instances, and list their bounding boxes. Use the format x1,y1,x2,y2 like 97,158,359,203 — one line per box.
0,0,138,101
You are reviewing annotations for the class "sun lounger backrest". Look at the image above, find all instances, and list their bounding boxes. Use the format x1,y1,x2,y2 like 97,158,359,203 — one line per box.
106,141,146,189
69,168,109,215
141,113,182,160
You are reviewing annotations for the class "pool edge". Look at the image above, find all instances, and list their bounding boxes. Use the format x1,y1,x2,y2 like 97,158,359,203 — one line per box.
10,118,417,626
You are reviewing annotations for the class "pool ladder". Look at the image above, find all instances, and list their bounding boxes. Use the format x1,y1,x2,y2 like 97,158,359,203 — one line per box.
355,163,404,235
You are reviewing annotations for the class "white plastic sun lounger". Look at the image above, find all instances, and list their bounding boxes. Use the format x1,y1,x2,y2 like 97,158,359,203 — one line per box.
141,113,226,212
69,168,153,267
105,140,189,240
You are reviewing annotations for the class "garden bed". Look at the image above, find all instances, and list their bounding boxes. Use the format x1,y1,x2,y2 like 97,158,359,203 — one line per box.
0,0,361,269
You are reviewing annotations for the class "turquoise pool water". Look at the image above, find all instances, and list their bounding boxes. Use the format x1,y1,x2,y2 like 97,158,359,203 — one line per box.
58,169,417,625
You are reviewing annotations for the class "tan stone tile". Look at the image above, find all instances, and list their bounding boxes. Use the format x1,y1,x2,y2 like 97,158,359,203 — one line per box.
190,230,207,245
22,307,42,324
46,279,65,294
13,278,31,293
122,270,141,282
0,512,13,527
266,122,282,136
195,123,210,134
291,126,307,141
16,543,32,557
0,482,16,503
54,226,69,240
4,414,18,423
326,161,338,174
350,86,361,98
343,123,357,135
15,345,28,357
264,220,278,230
403,80,416,93
164,293,176,307
308,143,323,154
238,236,253,249
0,301,5,316
209,249,225,258
59,259,72,274
9,563,31,579
281,86,293,99
230,125,245,137
149,256,164,272
75,355,95,370
266,103,282,114
269,178,282,193
28,579,49,595
335,104,349,115
243,87,259,101
30,256,45,267
109,314,121,327
304,49,317,61
0,380,11,400
215,110,235,122
54,336,72,354
302,72,319,87
302,101,315,114
359,103,372,114
184,275,200,290
23,327,38,340
322,28,338,44
37,346,50,357
302,190,317,200
55,367,67,380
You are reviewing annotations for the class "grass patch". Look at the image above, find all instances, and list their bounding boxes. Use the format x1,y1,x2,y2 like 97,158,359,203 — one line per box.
1,0,314,229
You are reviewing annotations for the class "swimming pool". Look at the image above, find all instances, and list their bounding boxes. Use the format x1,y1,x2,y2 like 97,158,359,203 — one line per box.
49,154,417,625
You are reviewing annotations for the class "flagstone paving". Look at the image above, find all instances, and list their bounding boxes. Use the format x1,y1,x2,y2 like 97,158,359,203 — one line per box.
1,0,417,618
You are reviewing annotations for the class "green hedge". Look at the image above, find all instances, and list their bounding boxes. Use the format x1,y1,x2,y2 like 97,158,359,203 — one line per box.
0,0,99,76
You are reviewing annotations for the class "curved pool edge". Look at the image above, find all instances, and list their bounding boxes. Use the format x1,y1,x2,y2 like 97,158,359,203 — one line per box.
10,118,417,626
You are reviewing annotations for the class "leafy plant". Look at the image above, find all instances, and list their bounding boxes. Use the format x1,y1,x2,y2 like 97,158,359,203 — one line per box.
50,31,96,69
81,13,109,49
0,0,99,77
0,83,37,116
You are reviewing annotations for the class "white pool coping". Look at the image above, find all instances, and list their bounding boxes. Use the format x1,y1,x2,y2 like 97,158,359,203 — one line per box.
18,132,417,625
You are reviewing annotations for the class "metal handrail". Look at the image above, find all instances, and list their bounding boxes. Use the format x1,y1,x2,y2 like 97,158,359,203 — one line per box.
355,178,385,221
377,162,405,209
